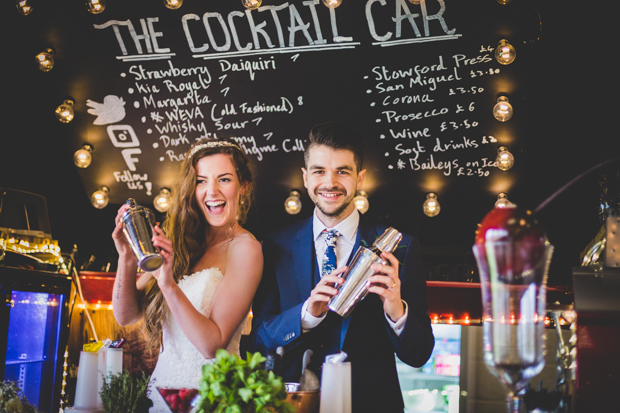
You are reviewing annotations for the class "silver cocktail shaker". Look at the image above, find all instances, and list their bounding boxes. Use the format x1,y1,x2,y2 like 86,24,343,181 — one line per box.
328,227,402,318
121,198,163,272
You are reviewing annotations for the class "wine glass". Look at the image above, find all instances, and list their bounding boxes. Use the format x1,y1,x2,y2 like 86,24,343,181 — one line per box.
473,241,554,413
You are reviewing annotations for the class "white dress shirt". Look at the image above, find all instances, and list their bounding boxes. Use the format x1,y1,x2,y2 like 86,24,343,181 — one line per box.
300,208,408,335
313,206,359,272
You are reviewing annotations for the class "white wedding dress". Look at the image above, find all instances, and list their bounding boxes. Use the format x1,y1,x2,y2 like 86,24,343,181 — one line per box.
148,268,248,412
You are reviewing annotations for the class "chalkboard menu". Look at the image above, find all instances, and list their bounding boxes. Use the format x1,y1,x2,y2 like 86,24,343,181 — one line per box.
57,0,523,201
6,0,542,256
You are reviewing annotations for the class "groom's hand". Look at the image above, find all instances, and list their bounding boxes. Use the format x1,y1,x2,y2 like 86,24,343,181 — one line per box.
307,267,346,317
368,251,405,322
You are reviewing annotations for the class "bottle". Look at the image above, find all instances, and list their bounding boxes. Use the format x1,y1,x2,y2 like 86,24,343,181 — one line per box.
264,346,284,374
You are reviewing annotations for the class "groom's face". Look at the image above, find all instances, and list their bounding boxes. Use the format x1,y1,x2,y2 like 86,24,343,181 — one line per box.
302,144,365,222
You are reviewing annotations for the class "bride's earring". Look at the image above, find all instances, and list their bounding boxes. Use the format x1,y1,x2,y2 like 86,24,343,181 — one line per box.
236,197,243,220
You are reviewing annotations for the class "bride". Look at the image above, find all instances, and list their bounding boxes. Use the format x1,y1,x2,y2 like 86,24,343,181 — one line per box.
111,139,263,412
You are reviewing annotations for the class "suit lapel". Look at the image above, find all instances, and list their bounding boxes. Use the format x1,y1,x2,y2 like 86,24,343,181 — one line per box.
293,219,315,301
340,216,379,349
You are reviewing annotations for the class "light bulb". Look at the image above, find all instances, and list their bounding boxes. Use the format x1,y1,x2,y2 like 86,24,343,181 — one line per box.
495,192,515,208
496,146,515,171
496,0,512,4
408,0,422,4
15,0,33,15
423,193,440,217
154,188,171,212
86,0,106,14
74,144,93,168
55,99,75,123
284,191,302,215
242,0,261,10
493,96,513,122
354,190,369,214
495,39,516,65
323,0,343,7
163,0,183,10
91,186,109,209
35,49,54,72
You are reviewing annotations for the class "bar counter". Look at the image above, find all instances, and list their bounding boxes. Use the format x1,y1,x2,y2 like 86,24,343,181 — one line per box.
69,273,578,412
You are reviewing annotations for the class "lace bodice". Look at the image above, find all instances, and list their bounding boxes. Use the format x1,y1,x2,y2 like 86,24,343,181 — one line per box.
149,268,248,412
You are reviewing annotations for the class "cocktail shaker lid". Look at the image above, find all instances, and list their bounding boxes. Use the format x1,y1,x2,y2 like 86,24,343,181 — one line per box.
372,227,402,253
124,198,148,211
125,198,139,210
122,198,154,222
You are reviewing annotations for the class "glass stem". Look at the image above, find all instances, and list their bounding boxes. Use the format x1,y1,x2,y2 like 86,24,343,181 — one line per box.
507,394,524,413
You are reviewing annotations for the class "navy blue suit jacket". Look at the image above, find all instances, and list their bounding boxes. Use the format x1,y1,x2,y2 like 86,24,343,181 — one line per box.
250,214,434,413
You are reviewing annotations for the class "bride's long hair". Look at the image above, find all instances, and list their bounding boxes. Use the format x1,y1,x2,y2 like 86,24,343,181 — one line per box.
141,138,255,353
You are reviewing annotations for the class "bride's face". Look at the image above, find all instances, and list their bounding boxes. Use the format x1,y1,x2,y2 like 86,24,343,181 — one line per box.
194,154,243,229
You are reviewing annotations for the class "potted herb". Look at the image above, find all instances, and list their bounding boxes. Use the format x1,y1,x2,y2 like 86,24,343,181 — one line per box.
197,349,295,413
99,371,152,413
0,381,38,413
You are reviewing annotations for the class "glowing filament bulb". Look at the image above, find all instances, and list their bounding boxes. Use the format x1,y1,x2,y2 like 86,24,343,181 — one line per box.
15,0,33,15
86,0,106,14
242,0,261,10
55,99,75,123
495,39,516,65
36,49,54,72
353,190,369,214
154,188,171,212
91,186,110,209
496,146,515,171
164,0,183,9
493,96,513,122
323,0,343,7
285,191,302,215
495,192,513,208
74,144,93,168
423,193,440,217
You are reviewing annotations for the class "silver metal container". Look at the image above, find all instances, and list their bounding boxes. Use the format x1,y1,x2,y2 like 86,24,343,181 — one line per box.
121,198,163,272
328,227,402,318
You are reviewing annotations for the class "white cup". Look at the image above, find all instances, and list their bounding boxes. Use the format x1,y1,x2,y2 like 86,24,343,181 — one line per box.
319,362,351,413
74,351,100,409
106,347,123,378
96,350,107,408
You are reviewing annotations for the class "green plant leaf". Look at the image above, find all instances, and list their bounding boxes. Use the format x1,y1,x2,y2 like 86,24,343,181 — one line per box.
238,388,253,403
228,405,242,413
98,371,151,413
248,352,266,369
197,350,291,413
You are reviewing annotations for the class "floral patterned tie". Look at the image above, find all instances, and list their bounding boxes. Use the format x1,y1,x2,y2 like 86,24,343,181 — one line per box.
321,229,339,278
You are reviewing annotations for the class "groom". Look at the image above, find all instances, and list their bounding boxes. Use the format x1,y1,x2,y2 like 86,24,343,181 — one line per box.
250,122,434,412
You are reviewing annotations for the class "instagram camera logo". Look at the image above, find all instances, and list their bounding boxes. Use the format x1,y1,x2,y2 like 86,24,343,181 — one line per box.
107,125,141,171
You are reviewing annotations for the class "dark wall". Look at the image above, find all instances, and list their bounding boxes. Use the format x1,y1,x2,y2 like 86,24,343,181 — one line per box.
1,0,616,286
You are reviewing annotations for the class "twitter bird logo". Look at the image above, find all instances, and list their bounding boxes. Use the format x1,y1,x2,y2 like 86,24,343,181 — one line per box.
87,95,126,125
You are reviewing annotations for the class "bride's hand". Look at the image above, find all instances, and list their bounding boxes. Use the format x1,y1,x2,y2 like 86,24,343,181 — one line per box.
112,204,136,264
151,225,175,289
